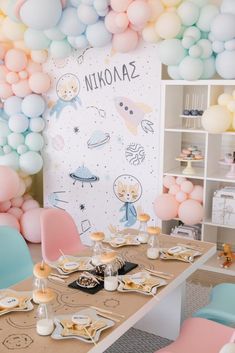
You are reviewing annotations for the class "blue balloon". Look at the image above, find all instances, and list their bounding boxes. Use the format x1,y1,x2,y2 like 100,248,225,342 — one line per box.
21,94,46,118
24,28,51,50
59,7,86,36
4,96,23,116
44,26,66,41
50,40,72,59
86,20,112,47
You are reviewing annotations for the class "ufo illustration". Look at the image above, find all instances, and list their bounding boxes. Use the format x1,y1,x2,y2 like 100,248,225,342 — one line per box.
87,130,110,149
70,165,99,187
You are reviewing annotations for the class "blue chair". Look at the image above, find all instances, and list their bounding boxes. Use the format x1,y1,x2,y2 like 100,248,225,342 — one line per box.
193,283,235,327
0,226,33,289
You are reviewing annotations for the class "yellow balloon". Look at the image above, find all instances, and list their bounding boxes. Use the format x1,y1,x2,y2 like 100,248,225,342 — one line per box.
218,93,232,106
31,50,48,64
155,12,181,39
161,0,182,6
227,100,235,113
142,23,160,43
2,17,26,41
147,0,164,21
13,40,31,55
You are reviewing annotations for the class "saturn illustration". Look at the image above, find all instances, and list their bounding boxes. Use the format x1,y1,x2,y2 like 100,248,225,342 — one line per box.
87,130,110,149
70,165,99,187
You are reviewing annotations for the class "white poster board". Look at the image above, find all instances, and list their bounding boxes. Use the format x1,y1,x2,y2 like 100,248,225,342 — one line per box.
43,43,161,245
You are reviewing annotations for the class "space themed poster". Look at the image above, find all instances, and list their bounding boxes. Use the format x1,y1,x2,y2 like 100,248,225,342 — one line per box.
42,43,161,245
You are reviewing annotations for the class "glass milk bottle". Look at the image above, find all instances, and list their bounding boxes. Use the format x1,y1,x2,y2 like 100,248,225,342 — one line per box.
90,232,105,266
101,252,118,292
35,289,55,336
137,213,150,244
147,227,161,260
33,262,51,304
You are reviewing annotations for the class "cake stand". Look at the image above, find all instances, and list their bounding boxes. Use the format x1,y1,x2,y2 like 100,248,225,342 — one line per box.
219,160,235,179
176,158,204,175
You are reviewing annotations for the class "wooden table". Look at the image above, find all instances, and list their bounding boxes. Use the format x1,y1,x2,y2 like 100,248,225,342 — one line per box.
0,235,216,353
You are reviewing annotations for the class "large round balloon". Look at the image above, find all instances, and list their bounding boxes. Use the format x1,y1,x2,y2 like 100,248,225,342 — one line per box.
112,28,138,52
0,213,20,230
21,94,46,118
178,199,203,225
19,151,43,175
154,193,179,220
0,166,20,202
202,105,232,133
216,51,235,79
20,207,44,243
158,39,186,66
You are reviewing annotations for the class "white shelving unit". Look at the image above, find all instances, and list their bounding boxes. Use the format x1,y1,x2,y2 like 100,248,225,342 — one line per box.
159,79,235,276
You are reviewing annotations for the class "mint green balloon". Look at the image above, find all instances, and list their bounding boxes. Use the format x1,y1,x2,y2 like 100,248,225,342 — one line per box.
184,26,201,41
19,151,43,175
29,117,45,133
190,0,207,7
0,151,19,170
44,27,66,41
0,136,7,146
3,145,12,154
50,40,72,59
159,39,187,66
17,144,28,155
24,28,51,50
182,35,195,49
176,26,186,39
197,39,212,59
177,1,200,26
0,121,10,138
189,44,202,58
8,133,25,150
196,4,219,32
201,56,216,79
179,56,203,80
168,65,182,79
0,147,3,156
25,132,44,152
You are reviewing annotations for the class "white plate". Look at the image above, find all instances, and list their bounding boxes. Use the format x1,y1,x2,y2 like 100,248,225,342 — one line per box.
108,235,141,248
51,308,115,343
117,272,167,296
0,290,33,316
49,256,94,274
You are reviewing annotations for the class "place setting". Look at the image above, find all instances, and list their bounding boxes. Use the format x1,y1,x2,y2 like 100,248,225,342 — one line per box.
0,289,34,316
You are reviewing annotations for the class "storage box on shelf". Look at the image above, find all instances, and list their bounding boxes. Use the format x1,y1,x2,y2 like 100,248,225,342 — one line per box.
160,80,235,275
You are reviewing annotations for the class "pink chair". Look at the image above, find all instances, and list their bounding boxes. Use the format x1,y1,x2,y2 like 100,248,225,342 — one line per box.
156,318,234,353
41,208,86,262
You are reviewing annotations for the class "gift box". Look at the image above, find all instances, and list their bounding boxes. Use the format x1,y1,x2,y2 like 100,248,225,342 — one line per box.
212,187,235,226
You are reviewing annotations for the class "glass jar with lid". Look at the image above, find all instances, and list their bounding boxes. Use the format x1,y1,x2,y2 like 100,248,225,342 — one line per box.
101,252,118,292
34,288,55,336
147,227,161,260
137,213,150,244
33,262,51,304
90,232,105,266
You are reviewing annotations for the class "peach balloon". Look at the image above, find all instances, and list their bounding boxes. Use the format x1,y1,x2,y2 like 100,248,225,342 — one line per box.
0,201,11,212
163,175,176,189
5,49,27,72
178,199,203,225
115,13,129,30
110,0,133,12
0,65,8,81
16,179,26,197
31,50,48,64
0,213,20,230
27,60,42,74
0,166,20,202
105,11,125,34
19,70,28,79
6,71,19,84
127,0,151,26
148,0,164,21
0,44,7,60
23,193,33,201
176,176,186,185
12,79,32,97
175,191,187,203
154,193,179,220
0,82,13,99
28,72,51,94
11,196,24,208
180,180,194,194
113,28,139,52
169,184,180,195
8,207,23,220
190,185,203,203
21,199,40,212
20,208,44,243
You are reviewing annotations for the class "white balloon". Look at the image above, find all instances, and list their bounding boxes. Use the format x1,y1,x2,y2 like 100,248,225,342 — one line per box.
225,39,235,51
216,50,235,79
211,13,235,41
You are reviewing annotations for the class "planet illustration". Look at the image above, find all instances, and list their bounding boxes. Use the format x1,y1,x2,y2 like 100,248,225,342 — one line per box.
51,135,64,151
87,130,110,149
114,97,153,135
125,143,145,166
70,165,99,187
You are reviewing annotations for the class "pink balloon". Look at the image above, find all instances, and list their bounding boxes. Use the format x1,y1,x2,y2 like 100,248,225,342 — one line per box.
110,0,133,12
105,11,125,34
19,70,28,79
0,66,9,81
12,79,32,97
178,199,203,225
115,13,129,30
6,72,19,84
0,201,11,212
11,196,24,208
0,213,20,230
181,180,194,194
20,208,44,243
21,199,40,212
5,49,27,72
16,179,26,197
27,61,42,75
0,44,7,60
113,28,139,52
0,82,13,99
127,0,151,26
190,185,203,203
8,207,23,220
28,72,51,94
0,166,20,202
175,191,187,203
154,193,179,220
23,193,33,201
176,176,186,185
163,175,176,189
169,184,180,195
14,0,27,20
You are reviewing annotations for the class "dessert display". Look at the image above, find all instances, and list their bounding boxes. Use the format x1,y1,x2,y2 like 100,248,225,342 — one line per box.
76,272,100,289
179,145,203,160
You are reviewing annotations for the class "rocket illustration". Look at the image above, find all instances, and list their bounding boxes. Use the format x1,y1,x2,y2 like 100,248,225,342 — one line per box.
114,97,154,135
